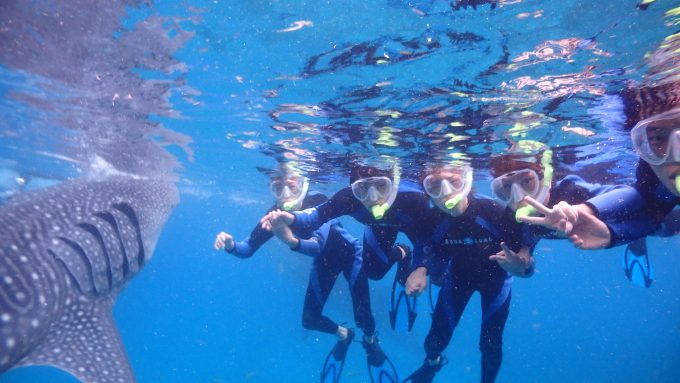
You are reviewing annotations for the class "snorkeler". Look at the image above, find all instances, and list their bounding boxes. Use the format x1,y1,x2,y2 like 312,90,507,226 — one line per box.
518,106,680,249
402,161,533,383
261,156,432,382
488,141,636,250
213,163,379,383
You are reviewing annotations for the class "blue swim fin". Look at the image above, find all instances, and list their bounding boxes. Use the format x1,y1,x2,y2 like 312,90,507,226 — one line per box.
623,238,654,288
389,271,417,332
362,336,399,383
320,329,355,383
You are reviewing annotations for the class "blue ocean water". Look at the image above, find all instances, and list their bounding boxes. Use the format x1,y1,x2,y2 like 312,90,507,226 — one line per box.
1,0,679,382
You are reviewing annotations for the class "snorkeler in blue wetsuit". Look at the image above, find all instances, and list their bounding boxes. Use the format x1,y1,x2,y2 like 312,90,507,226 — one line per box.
487,142,635,248
213,163,380,383
402,162,534,383
517,108,680,285
261,157,431,382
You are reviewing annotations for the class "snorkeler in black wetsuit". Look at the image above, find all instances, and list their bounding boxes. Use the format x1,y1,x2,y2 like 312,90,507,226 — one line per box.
403,163,533,383
213,163,380,383
261,157,431,382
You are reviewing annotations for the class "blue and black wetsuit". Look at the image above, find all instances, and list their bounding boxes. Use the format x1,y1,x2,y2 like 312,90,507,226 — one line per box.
416,195,523,383
585,164,679,247
228,191,376,335
292,182,431,280
525,175,640,247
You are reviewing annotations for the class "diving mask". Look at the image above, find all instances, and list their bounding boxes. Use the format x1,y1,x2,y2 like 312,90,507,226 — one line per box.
491,169,547,205
631,108,680,166
270,175,309,211
423,166,473,209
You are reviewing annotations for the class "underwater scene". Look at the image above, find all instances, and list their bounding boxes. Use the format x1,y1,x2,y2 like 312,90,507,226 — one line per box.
0,0,679,382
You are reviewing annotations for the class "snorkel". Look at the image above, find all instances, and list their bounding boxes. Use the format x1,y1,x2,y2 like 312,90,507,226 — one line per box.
515,149,554,222
444,168,473,210
676,174,680,195
281,178,309,211
371,162,400,219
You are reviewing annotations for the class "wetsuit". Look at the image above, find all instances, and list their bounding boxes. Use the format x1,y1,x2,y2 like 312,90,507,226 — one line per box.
525,175,641,247
586,164,680,246
292,181,431,280
416,195,524,383
228,191,376,336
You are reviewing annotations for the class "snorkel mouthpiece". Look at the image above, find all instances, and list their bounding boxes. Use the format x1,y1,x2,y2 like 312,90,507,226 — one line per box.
445,194,464,210
675,175,680,195
515,205,536,223
282,200,297,211
371,203,389,220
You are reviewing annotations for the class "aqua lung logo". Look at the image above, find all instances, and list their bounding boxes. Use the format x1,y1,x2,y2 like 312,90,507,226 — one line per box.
445,236,493,246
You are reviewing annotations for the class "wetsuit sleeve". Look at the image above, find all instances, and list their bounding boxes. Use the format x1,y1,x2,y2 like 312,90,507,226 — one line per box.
227,206,276,258
585,185,645,221
291,187,357,230
583,185,661,247
291,221,335,256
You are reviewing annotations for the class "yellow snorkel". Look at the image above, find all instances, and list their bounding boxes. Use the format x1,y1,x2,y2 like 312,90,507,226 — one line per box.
675,174,680,195
282,178,309,211
444,168,473,210
370,161,401,220
515,148,554,222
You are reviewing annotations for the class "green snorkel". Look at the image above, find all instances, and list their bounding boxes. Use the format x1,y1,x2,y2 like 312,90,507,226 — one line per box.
444,169,473,210
515,149,554,222
280,178,308,211
370,162,401,220
676,174,680,195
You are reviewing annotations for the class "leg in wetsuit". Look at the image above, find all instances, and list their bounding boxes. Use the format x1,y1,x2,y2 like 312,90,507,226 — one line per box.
362,225,405,280
301,227,376,336
419,268,512,383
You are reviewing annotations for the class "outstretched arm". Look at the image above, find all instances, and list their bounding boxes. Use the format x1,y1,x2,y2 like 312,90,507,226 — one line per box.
518,196,612,249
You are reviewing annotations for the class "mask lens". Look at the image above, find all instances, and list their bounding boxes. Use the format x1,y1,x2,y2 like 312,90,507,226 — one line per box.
491,169,539,203
423,167,470,198
270,176,304,199
351,177,392,202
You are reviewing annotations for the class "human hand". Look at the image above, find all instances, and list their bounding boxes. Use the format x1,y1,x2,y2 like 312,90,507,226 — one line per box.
567,204,612,249
490,243,533,277
406,267,428,296
214,232,235,251
268,210,299,247
260,209,295,231
517,196,579,236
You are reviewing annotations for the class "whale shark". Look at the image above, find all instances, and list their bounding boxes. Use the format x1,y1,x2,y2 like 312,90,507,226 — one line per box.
0,175,179,383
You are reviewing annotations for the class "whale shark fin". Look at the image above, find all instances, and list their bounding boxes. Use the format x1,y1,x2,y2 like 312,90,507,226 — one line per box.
16,295,136,383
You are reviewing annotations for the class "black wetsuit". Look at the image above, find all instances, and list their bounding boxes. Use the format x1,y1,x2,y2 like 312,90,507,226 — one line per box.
292,181,431,280
415,195,523,383
228,192,376,335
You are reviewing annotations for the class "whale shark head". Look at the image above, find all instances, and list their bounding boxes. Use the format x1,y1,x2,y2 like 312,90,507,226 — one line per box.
0,175,178,383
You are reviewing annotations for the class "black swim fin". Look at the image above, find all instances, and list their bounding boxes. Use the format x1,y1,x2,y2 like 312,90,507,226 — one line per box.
320,329,355,383
623,238,654,288
362,336,399,383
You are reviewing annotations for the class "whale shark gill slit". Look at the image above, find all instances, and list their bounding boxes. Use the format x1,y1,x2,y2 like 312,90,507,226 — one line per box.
112,203,145,268
56,236,98,295
94,211,131,279
49,249,85,295
76,222,114,291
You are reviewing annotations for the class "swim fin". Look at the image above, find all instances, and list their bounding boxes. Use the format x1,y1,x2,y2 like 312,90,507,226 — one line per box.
402,356,447,383
623,238,654,288
362,336,399,383
320,329,355,383
389,258,417,331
